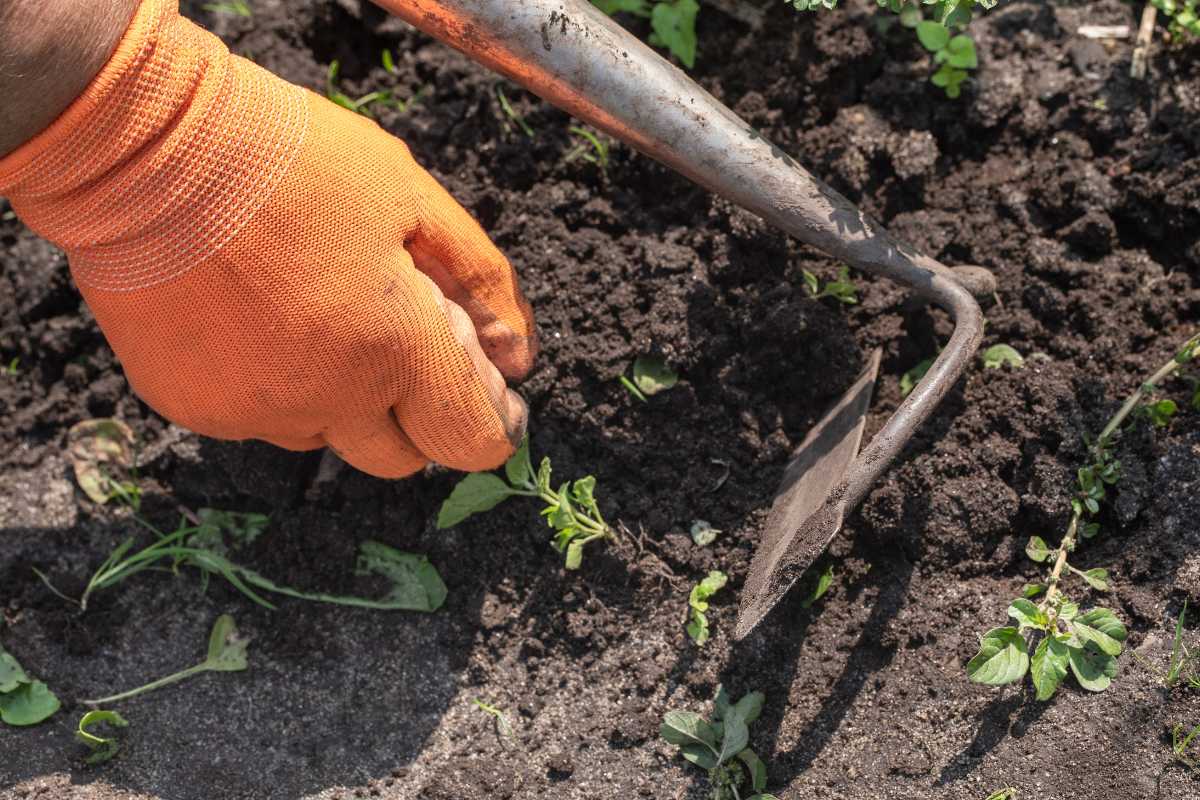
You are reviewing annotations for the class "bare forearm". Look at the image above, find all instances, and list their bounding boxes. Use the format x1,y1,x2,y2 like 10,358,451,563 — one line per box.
0,0,139,157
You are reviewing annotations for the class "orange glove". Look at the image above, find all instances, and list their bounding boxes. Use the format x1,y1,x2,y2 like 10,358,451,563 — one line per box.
0,0,537,478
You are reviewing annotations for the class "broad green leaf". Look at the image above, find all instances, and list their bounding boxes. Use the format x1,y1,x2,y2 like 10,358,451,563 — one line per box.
504,436,534,487
1069,643,1118,691
686,614,710,645
632,354,679,396
1078,567,1109,591
1030,636,1069,701
679,743,718,769
649,0,699,68
715,710,749,765
1025,536,1052,562
571,476,597,509
695,570,728,600
0,680,60,726
945,35,978,69
0,649,30,693
76,709,128,765
732,691,764,724
916,20,950,51
204,614,249,672
713,684,733,720
549,482,575,529
1071,608,1126,656
436,473,514,528
565,541,584,570
966,627,1029,685
738,748,768,792
661,710,718,750
1058,601,1079,621
356,541,448,611
1022,583,1046,598
1007,598,1049,631
900,357,934,397
67,418,136,505
982,344,1024,369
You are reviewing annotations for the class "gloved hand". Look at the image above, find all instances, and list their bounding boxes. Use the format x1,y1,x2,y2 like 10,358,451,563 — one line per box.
0,0,537,478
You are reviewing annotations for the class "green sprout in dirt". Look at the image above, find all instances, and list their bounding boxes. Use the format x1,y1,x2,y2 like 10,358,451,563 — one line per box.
3,357,17,376
0,645,60,726
83,615,247,707
1152,0,1200,38
1173,721,1200,773
565,125,611,175
472,699,515,738
203,0,251,16
37,508,446,613
900,356,934,397
983,790,1017,800
326,60,423,118
660,685,778,800
802,266,858,305
800,563,835,609
438,436,617,570
916,19,977,98
687,570,728,645
1134,600,1200,689
592,0,699,68
497,87,535,139
967,332,1200,700
621,354,679,402
76,710,128,765
981,344,1024,370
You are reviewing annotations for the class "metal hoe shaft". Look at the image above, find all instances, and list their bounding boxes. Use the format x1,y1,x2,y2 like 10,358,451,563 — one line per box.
375,0,987,623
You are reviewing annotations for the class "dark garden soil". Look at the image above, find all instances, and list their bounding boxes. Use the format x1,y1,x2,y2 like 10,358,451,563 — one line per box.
3,0,1200,798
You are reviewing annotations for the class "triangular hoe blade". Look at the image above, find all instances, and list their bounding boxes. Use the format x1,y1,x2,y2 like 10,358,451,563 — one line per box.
734,348,882,640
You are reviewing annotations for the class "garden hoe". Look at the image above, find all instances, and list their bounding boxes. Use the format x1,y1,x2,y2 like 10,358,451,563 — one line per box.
374,0,993,638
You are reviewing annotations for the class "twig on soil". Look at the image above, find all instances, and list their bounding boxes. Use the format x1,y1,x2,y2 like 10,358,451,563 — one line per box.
1131,3,1158,79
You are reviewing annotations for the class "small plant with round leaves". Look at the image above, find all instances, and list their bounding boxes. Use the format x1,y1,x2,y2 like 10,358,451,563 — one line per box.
968,332,1200,699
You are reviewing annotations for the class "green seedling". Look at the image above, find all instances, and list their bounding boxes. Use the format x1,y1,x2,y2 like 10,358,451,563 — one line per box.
690,519,721,547
203,0,251,16
968,332,1200,700
1153,0,1200,38
3,357,17,376
381,48,398,74
472,699,514,738
496,87,535,138
565,126,611,174
438,436,617,569
660,685,778,800
981,344,1024,370
1134,600,1200,689
983,790,1017,800
1173,721,1200,772
916,20,976,98
592,0,699,68
802,266,859,305
326,61,422,118
84,615,247,707
800,563,835,608
76,710,129,765
1139,398,1178,428
0,646,61,726
620,355,678,402
37,510,445,613
687,570,728,645
900,356,934,397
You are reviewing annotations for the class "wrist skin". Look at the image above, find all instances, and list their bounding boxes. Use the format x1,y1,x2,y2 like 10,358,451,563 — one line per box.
0,0,140,158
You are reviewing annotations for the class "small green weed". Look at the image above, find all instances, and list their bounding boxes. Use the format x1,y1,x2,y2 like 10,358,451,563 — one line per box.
326,61,423,117
438,436,616,570
76,710,128,765
496,87,535,138
690,519,721,547
83,615,247,707
660,686,778,800
472,699,514,738
967,332,1200,700
1134,600,1200,689
1139,398,1178,428
1152,0,1200,38
916,20,977,98
800,563,835,608
381,48,398,74
686,570,728,645
565,126,611,174
3,357,17,376
36,509,445,613
203,0,251,16
981,344,1024,370
1173,721,1200,772
0,646,60,726
592,0,700,68
983,790,1017,800
802,266,859,304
